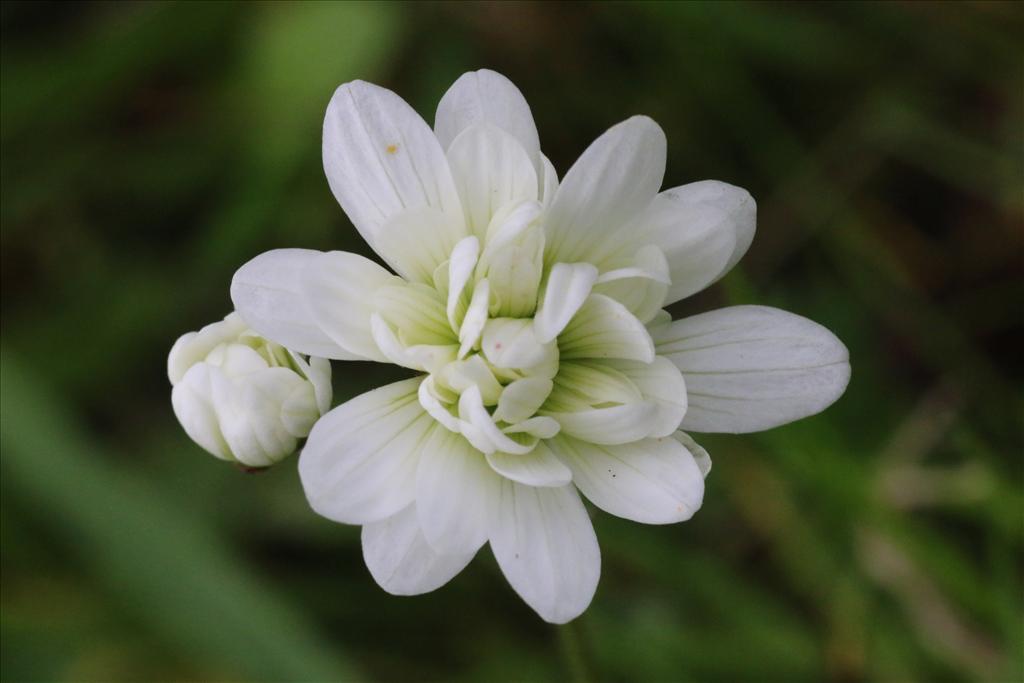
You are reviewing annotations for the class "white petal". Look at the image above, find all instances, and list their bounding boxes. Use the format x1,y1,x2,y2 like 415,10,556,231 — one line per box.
370,314,458,373
416,428,499,555
669,180,756,278
323,80,465,260
629,181,754,304
299,378,431,524
171,364,232,460
458,279,490,358
434,69,541,175
489,481,600,624
545,116,666,265
362,505,475,596
446,236,480,331
503,416,561,440
674,431,712,478
481,318,552,370
606,356,688,437
534,262,598,343
485,441,571,487
593,244,670,324
492,377,553,424
168,313,249,385
550,435,704,525
447,124,538,237
457,385,532,455
544,402,658,446
559,294,655,363
656,306,851,433
539,154,559,205
299,250,398,363
230,249,365,360
373,207,468,284
417,376,463,433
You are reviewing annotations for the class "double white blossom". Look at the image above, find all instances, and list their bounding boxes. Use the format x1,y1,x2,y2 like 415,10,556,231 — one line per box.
222,70,849,622
169,313,332,467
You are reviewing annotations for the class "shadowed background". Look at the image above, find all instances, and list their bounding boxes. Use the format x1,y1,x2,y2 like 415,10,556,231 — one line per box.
2,1,1022,681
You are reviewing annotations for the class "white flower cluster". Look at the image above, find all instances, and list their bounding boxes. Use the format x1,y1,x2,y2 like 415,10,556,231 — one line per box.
169,70,849,623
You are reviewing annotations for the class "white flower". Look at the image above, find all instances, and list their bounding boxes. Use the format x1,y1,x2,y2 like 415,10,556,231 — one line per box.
168,313,332,468
228,70,850,622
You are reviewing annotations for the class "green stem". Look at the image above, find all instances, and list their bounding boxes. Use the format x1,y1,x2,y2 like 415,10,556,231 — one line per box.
558,619,592,683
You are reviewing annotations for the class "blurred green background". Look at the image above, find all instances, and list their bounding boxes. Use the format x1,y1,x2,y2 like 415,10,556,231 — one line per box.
2,1,1021,681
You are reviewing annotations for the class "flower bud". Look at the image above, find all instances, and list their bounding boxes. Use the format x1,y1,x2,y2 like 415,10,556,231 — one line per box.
168,313,331,467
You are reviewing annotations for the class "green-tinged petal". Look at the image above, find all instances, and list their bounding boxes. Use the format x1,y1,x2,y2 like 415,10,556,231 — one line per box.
559,294,655,363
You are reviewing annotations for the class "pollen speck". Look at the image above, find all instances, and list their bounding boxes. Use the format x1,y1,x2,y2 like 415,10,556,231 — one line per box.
385,144,398,155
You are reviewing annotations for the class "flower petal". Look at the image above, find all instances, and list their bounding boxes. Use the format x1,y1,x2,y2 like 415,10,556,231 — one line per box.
606,356,688,438
549,434,704,525
300,250,401,362
534,262,598,343
594,244,670,324
362,504,475,596
230,249,366,360
489,481,600,624
674,431,712,478
447,124,538,238
373,207,467,284
323,80,465,262
539,154,559,205
416,427,500,555
299,377,431,524
631,181,755,304
485,441,572,487
434,69,541,175
544,116,666,265
655,306,851,433
171,364,232,460
559,294,655,363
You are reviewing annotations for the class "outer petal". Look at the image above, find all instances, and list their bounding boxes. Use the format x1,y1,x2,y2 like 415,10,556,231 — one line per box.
416,427,500,556
362,504,476,596
299,378,431,524
489,481,600,624
323,80,465,263
544,116,666,265
171,364,232,460
629,181,755,304
446,124,538,237
434,69,541,176
656,306,850,433
301,250,399,363
549,435,704,525
231,249,365,360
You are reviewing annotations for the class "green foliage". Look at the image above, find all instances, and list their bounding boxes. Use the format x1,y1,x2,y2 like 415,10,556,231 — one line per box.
2,1,1021,681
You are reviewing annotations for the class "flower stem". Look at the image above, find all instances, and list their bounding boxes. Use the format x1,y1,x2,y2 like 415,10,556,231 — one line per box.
558,620,592,683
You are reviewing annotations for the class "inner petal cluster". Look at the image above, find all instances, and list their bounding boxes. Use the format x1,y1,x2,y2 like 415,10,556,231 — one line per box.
365,196,685,458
